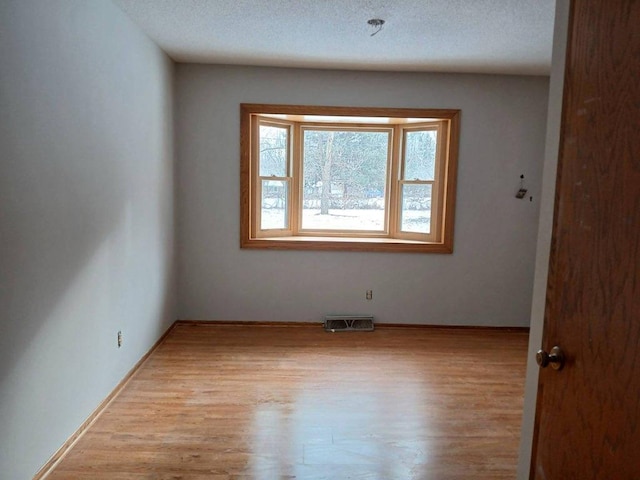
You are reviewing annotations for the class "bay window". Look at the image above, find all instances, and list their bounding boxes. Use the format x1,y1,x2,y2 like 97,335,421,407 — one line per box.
241,104,460,253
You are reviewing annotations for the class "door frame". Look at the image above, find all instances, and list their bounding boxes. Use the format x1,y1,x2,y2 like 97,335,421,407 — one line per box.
516,0,571,477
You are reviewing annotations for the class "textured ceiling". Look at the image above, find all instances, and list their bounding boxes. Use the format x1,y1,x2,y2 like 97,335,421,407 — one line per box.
113,0,556,75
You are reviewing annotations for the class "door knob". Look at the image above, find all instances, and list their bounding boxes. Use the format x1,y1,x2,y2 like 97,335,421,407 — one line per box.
536,346,564,370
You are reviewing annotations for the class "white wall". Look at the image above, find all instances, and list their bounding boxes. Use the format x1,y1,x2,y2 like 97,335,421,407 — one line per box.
517,1,570,477
0,1,176,478
176,65,549,326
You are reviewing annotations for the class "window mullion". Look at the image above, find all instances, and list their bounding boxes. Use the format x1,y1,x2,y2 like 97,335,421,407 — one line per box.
250,115,260,239
290,122,301,235
431,121,447,244
388,125,402,238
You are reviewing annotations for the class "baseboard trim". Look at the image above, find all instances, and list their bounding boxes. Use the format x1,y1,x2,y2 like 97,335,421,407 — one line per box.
376,323,530,333
33,320,179,479
176,319,530,333
176,319,319,328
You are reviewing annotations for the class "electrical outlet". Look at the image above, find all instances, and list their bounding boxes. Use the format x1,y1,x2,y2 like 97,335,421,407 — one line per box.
366,290,373,300
117,331,123,348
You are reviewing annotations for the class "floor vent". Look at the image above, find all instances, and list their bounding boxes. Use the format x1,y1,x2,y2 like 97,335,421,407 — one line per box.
324,315,374,332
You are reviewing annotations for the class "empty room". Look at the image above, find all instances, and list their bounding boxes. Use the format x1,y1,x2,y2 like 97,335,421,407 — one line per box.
2,1,638,479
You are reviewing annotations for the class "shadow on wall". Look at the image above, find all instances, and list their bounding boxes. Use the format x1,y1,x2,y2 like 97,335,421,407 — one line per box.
0,1,175,476
0,67,175,478
0,151,126,385
0,136,128,475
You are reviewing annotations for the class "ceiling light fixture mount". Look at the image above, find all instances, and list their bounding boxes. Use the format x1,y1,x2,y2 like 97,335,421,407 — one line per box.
367,18,385,36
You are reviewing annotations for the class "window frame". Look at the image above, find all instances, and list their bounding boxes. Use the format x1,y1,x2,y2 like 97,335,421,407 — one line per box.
297,124,395,238
253,120,294,237
396,122,446,243
241,104,460,253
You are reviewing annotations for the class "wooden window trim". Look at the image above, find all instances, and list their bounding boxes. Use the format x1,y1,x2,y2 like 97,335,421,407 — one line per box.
240,104,460,253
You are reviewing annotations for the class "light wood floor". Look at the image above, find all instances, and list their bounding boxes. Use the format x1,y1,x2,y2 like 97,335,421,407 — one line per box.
46,324,529,479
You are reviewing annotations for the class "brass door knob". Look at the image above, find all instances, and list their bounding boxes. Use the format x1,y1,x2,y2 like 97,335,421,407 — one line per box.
536,346,565,370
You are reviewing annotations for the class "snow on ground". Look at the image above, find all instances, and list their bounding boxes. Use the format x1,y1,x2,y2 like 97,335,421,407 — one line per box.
261,208,430,233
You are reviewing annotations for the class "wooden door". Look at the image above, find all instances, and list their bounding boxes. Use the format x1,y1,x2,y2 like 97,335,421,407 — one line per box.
531,0,640,478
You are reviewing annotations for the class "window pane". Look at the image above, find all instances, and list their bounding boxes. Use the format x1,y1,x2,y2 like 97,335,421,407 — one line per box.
404,130,437,180
301,130,389,231
261,179,288,230
401,184,431,234
259,125,288,177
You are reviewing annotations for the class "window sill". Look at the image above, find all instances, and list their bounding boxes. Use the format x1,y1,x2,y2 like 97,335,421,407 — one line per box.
241,236,453,253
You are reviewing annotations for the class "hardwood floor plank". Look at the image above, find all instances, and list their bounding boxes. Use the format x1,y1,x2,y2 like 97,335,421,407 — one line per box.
45,324,528,479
